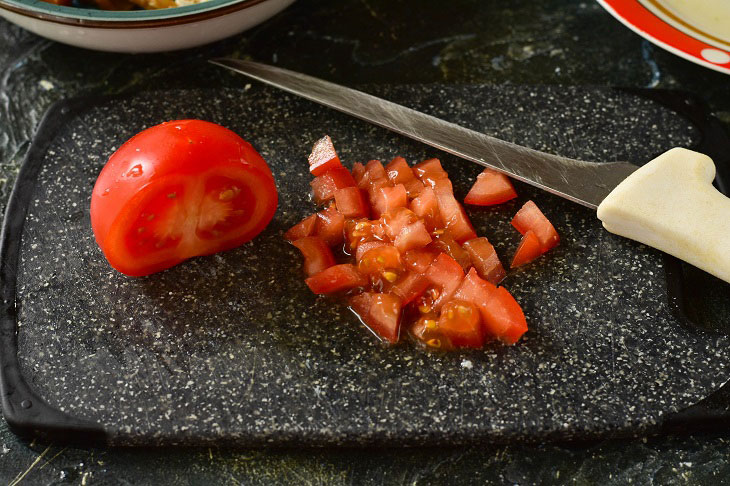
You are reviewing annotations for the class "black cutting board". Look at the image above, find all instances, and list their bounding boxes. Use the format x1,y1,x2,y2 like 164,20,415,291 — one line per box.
2,85,730,446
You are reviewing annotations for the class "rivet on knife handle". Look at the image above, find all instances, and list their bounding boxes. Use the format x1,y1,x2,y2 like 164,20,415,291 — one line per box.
597,148,730,283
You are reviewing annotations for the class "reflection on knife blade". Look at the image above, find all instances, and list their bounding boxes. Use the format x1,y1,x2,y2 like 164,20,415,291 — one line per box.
210,58,638,209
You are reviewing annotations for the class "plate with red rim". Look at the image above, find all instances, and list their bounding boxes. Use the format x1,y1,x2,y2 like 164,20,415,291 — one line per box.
597,0,730,75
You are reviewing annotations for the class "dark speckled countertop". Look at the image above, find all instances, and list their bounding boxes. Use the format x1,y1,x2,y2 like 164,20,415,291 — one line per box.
2,0,730,484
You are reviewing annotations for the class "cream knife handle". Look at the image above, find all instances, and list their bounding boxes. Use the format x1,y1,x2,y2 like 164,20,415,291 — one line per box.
597,148,730,284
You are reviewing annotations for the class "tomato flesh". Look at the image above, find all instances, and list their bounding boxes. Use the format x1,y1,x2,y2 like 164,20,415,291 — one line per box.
311,167,356,204
462,237,506,284
335,187,369,219
438,300,485,348
285,213,318,242
350,292,402,343
308,135,343,176
91,120,277,277
305,264,366,294
292,236,336,276
464,168,517,206
511,200,559,251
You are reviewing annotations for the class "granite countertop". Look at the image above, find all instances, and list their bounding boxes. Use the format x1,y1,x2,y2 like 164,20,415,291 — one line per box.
1,0,730,483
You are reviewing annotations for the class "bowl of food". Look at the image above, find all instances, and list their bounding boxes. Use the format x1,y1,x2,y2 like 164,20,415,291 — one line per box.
0,0,295,52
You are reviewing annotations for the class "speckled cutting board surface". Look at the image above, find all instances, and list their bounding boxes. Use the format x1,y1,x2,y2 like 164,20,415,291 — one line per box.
7,85,730,446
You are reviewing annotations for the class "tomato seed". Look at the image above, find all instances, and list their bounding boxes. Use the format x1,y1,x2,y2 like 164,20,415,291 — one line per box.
219,189,236,201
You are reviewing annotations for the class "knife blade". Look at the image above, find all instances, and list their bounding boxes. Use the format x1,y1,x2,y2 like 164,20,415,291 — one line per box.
211,58,636,209
212,58,730,284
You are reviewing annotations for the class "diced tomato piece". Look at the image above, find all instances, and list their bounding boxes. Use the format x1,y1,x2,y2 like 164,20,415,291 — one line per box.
315,205,345,247
308,135,343,176
453,267,498,333
285,213,318,242
381,207,418,240
355,240,388,262
429,233,471,270
464,168,517,206
511,200,559,251
371,184,407,217
350,292,402,343
305,264,366,294
410,186,442,231
511,230,543,268
438,300,485,348
425,253,465,311
409,315,453,350
357,160,388,189
391,272,430,305
334,187,369,218
482,287,528,344
403,248,438,274
385,156,416,185
311,167,357,204
292,236,336,276
413,158,448,187
352,162,366,184
344,219,385,252
433,181,476,243
403,178,425,198
358,245,402,277
394,220,432,253
462,237,506,284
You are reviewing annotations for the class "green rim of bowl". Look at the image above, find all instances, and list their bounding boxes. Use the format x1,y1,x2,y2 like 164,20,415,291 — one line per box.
0,0,262,22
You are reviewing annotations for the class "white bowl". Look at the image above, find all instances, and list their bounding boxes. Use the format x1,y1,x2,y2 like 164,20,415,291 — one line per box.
0,0,295,53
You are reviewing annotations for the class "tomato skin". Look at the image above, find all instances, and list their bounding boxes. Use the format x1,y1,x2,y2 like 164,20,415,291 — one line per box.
91,120,277,277
511,230,543,268
462,237,506,284
292,236,336,276
483,287,528,344
305,264,366,294
511,200,559,251
285,214,318,242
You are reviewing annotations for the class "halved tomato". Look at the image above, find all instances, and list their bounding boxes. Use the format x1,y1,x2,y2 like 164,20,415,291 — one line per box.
90,120,277,277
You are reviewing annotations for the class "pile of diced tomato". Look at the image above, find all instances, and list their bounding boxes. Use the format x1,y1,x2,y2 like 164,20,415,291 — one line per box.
286,136,559,350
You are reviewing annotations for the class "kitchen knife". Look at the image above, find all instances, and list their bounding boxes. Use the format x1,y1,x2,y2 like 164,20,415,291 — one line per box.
212,58,730,284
